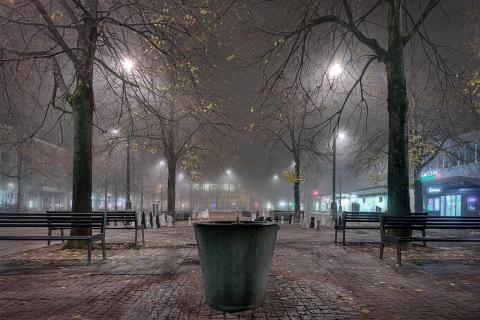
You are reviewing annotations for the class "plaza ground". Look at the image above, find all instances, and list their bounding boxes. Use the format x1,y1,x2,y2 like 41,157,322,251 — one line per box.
0,224,479,319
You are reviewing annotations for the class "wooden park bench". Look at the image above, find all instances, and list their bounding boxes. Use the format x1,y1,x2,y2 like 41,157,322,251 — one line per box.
0,212,106,265
380,215,480,265
48,211,144,245
335,211,387,245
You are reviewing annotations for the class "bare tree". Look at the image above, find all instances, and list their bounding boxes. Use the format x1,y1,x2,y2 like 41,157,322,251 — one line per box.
251,0,457,220
0,0,224,245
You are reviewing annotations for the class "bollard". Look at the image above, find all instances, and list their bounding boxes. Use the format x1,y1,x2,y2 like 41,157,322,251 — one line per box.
156,213,160,228
188,217,192,226
310,217,315,229
321,216,325,226
280,216,284,225
149,212,154,229
289,215,293,224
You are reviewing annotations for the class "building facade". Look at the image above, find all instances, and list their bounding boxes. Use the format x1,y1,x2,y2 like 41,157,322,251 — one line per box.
313,136,480,217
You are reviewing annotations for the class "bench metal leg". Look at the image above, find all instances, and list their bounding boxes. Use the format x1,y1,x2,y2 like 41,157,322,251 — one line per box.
61,228,64,243
48,228,51,246
135,228,138,245
142,226,145,245
396,241,402,266
87,240,93,266
334,229,338,243
380,239,385,259
342,228,346,246
422,229,426,246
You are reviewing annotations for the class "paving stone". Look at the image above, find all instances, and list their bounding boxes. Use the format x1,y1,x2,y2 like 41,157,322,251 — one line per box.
0,225,478,319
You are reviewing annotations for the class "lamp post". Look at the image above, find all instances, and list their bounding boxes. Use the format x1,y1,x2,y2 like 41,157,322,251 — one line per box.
225,169,232,210
111,129,119,210
159,160,165,211
121,57,134,210
272,175,279,210
331,131,346,222
125,136,132,210
327,62,344,223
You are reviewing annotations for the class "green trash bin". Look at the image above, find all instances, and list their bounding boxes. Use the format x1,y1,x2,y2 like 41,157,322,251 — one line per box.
194,221,279,312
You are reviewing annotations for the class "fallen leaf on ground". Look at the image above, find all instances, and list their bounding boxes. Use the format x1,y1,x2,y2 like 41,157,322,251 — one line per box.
360,308,370,314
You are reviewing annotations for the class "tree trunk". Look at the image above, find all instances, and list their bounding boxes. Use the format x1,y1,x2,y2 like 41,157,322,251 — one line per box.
167,156,176,217
413,168,424,213
66,77,94,248
293,158,301,222
386,0,410,219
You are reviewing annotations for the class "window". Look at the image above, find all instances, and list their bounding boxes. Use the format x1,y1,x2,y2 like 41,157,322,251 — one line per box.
467,197,478,212
379,196,383,203
362,198,366,204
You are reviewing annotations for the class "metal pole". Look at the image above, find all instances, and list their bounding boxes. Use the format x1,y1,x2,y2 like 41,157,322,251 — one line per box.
227,183,230,210
331,136,337,222
114,154,118,211
126,136,132,210
339,172,342,212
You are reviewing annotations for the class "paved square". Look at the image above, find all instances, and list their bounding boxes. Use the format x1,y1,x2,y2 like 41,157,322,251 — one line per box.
0,225,479,319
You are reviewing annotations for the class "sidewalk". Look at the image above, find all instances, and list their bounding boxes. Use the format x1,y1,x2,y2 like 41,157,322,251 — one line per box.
0,225,479,319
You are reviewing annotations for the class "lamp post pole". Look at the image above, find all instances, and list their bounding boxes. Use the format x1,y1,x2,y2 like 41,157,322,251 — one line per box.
125,136,132,210
227,183,230,210
331,135,337,223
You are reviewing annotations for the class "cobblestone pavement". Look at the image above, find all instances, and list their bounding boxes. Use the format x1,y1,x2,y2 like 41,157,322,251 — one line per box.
0,225,479,319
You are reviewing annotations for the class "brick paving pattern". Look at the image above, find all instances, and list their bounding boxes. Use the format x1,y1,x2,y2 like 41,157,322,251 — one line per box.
0,225,479,319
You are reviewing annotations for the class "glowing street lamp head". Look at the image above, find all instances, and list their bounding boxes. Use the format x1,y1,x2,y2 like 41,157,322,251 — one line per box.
122,58,134,73
225,169,232,176
159,160,166,167
328,63,343,79
338,131,346,140
273,174,279,181
111,128,119,135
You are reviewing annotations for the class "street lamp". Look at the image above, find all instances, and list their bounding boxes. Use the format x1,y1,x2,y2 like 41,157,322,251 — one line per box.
225,169,232,210
328,63,343,79
272,175,279,210
120,57,135,210
331,130,347,222
111,129,120,210
159,160,166,211
122,58,134,74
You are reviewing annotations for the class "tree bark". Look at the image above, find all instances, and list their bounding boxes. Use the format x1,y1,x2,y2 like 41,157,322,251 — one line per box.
293,158,301,222
386,0,410,219
67,77,94,246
